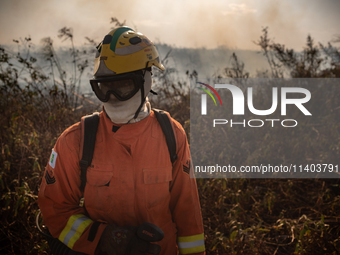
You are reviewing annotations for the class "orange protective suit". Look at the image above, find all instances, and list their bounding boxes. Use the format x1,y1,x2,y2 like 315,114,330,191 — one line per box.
38,110,205,255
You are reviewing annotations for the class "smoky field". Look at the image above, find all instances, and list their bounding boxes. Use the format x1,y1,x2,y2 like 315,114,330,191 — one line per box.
1,25,340,255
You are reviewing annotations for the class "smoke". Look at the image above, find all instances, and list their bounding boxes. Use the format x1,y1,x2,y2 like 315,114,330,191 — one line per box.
126,0,306,50
0,0,339,50
0,0,141,46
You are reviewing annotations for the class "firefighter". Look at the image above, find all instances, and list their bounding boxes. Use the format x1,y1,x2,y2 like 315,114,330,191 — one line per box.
38,26,205,255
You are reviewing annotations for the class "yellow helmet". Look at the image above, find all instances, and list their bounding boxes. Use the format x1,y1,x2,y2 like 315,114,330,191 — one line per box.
93,26,165,76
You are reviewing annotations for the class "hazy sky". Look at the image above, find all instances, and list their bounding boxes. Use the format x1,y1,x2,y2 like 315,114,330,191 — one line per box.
0,0,339,50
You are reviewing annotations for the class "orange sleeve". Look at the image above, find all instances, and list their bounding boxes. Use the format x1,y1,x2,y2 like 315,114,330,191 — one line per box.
38,123,107,255
169,118,205,255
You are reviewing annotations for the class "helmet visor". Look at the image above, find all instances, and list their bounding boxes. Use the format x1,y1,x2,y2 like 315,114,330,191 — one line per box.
90,72,144,102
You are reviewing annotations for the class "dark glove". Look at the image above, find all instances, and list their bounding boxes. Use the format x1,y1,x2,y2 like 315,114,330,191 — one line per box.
96,222,164,255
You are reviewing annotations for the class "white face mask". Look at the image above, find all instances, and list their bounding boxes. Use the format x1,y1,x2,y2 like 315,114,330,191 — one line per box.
103,71,152,124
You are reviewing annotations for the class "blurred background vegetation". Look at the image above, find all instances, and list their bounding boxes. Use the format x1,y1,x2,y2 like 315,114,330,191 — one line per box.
0,20,340,254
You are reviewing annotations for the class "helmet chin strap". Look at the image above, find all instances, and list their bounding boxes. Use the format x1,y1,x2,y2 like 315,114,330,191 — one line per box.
130,63,150,122
132,82,146,120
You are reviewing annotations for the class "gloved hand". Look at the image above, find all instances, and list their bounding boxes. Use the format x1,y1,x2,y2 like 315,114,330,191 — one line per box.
96,222,164,255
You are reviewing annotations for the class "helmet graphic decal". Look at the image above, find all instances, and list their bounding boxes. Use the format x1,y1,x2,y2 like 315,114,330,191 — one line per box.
93,26,165,76
109,26,134,52
115,38,153,56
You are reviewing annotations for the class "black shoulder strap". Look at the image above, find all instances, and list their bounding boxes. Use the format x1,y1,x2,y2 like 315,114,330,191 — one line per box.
79,112,100,192
153,109,178,164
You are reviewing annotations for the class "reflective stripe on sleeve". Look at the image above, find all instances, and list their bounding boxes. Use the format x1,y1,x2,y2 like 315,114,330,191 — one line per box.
177,233,205,254
59,214,93,249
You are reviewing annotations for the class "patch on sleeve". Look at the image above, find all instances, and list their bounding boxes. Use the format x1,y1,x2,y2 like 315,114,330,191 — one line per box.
49,149,58,169
183,159,191,175
45,168,56,185
45,149,57,185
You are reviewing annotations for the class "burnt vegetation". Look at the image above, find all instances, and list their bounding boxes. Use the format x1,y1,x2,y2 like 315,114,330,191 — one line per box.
0,24,340,254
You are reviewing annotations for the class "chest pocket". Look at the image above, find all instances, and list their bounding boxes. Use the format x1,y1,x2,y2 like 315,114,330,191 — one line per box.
86,163,114,187
143,167,172,209
84,163,117,216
